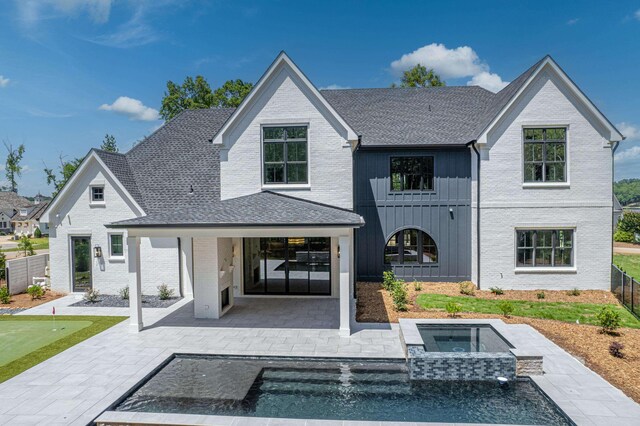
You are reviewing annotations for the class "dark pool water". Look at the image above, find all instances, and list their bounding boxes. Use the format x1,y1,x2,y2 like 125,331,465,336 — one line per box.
114,355,572,425
418,324,513,353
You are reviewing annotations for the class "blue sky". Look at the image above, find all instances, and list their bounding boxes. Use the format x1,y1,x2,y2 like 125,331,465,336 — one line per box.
1,0,639,196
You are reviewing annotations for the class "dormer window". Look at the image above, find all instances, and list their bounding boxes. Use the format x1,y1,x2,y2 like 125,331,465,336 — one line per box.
91,186,104,202
19,209,27,216
263,126,308,184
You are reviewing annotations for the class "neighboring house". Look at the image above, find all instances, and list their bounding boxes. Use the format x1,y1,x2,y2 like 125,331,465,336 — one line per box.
12,202,50,237
40,53,623,334
0,210,14,234
613,195,623,232
0,191,33,234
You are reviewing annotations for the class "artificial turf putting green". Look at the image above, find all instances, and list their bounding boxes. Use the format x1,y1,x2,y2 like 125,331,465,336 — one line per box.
0,315,126,383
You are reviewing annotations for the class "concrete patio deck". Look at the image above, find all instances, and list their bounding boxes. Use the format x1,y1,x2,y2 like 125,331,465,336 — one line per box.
1,297,640,425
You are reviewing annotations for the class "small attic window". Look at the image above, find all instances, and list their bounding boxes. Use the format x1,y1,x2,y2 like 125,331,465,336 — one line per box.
91,186,105,203
19,209,27,216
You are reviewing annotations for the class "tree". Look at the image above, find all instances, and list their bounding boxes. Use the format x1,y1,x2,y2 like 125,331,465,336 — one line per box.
392,64,445,88
100,134,118,152
18,236,35,257
4,142,25,193
160,76,253,120
44,155,84,197
614,179,640,206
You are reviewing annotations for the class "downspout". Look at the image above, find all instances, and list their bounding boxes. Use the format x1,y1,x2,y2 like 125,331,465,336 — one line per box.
352,135,362,299
470,141,481,289
611,140,620,282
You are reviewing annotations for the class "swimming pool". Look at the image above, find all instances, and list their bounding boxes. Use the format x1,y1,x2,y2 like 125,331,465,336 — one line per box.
113,355,573,425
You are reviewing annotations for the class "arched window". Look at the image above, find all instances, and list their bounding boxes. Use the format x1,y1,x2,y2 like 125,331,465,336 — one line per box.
384,229,438,264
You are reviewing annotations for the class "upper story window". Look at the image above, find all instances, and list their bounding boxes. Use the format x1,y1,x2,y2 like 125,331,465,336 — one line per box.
263,126,308,185
523,128,566,183
91,186,104,202
391,157,434,191
19,209,27,216
516,229,573,267
384,228,438,264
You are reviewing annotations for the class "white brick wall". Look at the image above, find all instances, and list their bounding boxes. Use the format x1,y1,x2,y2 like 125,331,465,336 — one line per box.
220,65,353,209
48,157,179,295
472,65,613,290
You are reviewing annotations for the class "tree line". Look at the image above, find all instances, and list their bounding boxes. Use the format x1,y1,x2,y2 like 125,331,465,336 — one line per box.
614,179,640,207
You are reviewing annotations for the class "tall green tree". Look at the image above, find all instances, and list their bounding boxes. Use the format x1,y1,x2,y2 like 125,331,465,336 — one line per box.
4,142,25,193
392,64,445,88
44,155,84,197
100,134,118,152
614,178,640,206
160,76,253,120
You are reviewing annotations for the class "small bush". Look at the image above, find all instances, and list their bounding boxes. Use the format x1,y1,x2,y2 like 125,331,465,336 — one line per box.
489,287,504,295
536,291,545,300
413,281,422,291
617,211,640,235
614,230,635,243
83,289,100,303
596,306,622,334
392,280,408,311
0,249,5,280
17,236,35,257
34,227,42,238
119,286,129,300
445,301,462,317
158,283,175,300
0,286,10,304
382,270,396,292
459,281,476,296
498,300,515,317
27,285,44,300
609,341,625,358
567,288,581,296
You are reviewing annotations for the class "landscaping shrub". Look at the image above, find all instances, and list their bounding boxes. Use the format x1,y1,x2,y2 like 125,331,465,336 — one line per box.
609,341,625,358
382,270,396,292
498,300,514,317
0,286,10,304
27,285,44,300
617,211,640,235
83,289,100,303
445,301,462,317
0,249,6,280
392,280,408,311
489,287,504,295
459,281,475,296
33,227,42,238
536,291,545,299
158,283,175,300
413,281,422,291
119,286,129,300
614,230,635,243
596,306,622,334
567,288,581,296
18,236,35,257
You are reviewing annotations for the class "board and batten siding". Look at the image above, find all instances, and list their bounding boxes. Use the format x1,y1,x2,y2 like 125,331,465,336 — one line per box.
354,147,471,282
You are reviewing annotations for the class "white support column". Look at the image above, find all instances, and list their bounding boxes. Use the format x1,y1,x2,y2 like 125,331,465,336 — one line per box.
180,237,194,297
127,236,143,333
338,235,351,337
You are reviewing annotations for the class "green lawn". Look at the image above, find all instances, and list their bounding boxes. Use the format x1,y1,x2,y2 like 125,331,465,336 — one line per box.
614,253,640,282
416,294,640,329
1,237,50,252
0,315,126,383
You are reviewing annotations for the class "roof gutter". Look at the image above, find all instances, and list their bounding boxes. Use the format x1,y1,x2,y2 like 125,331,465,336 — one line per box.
468,140,481,289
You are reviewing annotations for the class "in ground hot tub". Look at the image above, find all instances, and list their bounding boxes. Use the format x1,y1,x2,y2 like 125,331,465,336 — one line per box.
419,324,513,353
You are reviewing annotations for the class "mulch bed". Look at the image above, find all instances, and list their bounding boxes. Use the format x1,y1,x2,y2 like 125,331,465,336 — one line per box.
0,286,65,309
70,294,182,308
614,242,640,249
356,281,640,403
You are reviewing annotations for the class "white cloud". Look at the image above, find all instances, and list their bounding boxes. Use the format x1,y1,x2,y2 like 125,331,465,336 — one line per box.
99,96,159,121
0,75,9,88
635,9,640,21
319,84,351,90
89,8,159,48
16,0,112,26
617,122,640,141
615,146,640,163
390,43,509,93
466,71,508,93
567,18,579,25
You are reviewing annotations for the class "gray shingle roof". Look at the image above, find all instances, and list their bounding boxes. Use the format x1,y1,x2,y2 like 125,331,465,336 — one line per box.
0,191,32,212
321,86,496,146
107,191,364,228
12,201,50,221
93,149,146,211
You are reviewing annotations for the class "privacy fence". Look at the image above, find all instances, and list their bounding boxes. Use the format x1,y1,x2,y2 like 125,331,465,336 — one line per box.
612,264,640,319
6,253,50,295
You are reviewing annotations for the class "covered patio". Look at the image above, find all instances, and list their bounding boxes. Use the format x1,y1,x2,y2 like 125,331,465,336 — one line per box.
108,191,364,336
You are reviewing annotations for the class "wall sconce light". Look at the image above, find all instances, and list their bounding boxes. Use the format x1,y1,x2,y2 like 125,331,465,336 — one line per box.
337,244,341,259
94,246,103,258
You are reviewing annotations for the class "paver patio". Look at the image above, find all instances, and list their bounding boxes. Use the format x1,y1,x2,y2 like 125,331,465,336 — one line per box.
1,297,639,425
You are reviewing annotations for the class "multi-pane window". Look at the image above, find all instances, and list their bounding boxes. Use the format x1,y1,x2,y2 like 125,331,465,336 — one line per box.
384,229,438,264
91,186,104,202
391,157,434,191
110,234,124,257
263,126,308,184
516,229,573,267
523,128,566,182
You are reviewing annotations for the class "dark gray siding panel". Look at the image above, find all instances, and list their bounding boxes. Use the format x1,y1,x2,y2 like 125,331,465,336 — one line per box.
354,147,471,282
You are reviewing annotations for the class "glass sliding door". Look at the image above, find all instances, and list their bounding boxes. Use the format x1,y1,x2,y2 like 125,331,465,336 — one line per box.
243,237,331,295
71,236,92,292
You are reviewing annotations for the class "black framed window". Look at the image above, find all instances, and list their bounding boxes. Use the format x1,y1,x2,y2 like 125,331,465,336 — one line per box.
384,229,438,264
391,157,434,191
263,126,308,184
523,128,566,182
516,229,573,267
91,186,104,202
110,234,124,257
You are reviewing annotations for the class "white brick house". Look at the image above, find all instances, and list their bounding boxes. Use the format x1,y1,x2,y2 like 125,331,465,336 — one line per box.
40,52,623,334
